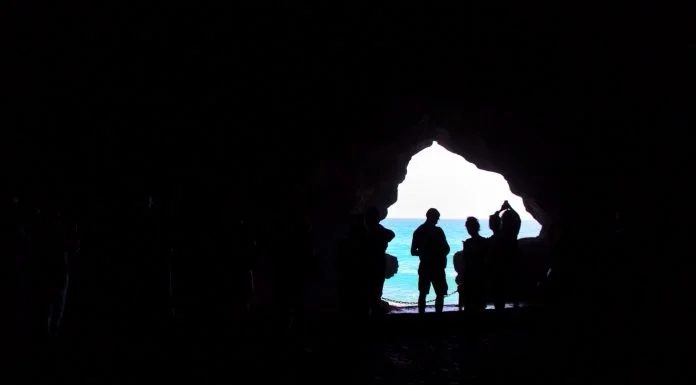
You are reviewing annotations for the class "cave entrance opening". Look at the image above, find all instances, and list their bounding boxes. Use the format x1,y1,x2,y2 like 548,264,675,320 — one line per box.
380,141,541,313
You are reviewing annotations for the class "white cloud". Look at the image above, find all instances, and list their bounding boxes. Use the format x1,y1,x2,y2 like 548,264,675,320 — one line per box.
387,142,535,220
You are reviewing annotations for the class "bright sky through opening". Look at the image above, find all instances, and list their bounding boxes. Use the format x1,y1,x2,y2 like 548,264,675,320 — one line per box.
387,141,535,220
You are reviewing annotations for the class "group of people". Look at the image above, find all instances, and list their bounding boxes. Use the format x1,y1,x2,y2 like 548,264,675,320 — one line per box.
337,200,522,317
454,200,522,312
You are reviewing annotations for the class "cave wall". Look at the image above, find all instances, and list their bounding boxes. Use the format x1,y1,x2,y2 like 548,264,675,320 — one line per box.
4,4,691,329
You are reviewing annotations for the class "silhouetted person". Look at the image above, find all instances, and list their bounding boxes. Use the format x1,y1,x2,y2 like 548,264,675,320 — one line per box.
501,200,521,239
458,217,487,312
489,209,502,234
499,200,522,308
488,200,522,310
487,207,505,310
364,207,395,315
453,247,464,311
336,213,370,319
411,208,450,313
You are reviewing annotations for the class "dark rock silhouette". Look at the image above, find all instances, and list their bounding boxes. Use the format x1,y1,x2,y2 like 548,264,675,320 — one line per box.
365,206,395,315
336,213,370,320
516,236,552,305
2,6,687,383
384,253,398,279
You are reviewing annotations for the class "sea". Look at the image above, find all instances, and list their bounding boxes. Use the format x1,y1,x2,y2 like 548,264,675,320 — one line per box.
381,218,542,306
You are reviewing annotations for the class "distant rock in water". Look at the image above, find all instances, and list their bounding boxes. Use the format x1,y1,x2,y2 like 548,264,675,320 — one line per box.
385,253,399,279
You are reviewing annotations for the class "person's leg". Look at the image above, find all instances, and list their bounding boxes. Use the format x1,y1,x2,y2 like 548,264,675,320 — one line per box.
463,284,477,312
433,269,448,313
435,295,444,313
417,272,430,314
476,280,487,311
494,290,505,310
493,270,505,310
418,292,427,314
471,278,485,311
458,285,464,311
510,264,520,308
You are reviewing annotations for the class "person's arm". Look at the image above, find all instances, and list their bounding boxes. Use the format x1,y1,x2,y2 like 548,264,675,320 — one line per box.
438,228,450,255
410,230,420,256
453,246,465,274
462,239,475,270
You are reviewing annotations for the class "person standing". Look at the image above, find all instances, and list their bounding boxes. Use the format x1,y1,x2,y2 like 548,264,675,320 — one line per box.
458,217,488,312
411,208,450,313
364,207,395,315
499,200,521,308
488,200,521,310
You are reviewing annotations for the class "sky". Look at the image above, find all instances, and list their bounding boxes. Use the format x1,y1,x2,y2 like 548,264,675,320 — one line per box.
387,142,535,220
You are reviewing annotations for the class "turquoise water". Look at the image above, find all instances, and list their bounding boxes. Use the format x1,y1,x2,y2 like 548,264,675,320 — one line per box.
381,218,542,305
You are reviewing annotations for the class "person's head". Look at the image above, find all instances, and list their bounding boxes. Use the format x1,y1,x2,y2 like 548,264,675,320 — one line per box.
465,216,480,237
489,211,501,233
425,208,440,225
500,208,521,239
365,206,380,225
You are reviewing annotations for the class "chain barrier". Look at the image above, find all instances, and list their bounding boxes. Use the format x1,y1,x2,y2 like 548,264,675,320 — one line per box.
381,288,459,306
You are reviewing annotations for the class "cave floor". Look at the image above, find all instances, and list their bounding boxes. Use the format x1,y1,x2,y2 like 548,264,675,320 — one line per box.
30,308,660,384
169,309,559,384
262,309,553,384
275,325,544,385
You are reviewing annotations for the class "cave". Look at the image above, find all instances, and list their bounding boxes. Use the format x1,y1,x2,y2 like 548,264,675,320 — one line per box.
378,140,543,310
4,5,690,384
